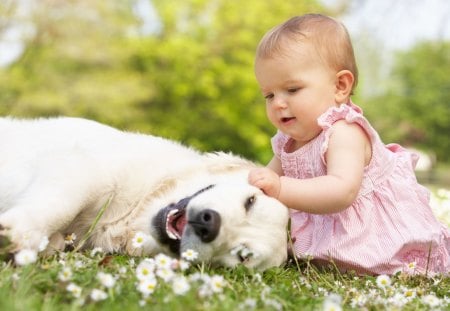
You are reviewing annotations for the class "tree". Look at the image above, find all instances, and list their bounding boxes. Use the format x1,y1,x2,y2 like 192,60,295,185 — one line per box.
362,41,450,162
0,0,330,163
129,0,326,161
0,0,151,124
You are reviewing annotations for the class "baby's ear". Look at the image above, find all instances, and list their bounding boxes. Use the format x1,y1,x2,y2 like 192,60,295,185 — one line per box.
334,70,354,103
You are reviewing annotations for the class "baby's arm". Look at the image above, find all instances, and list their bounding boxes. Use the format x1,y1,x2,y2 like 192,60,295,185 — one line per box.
250,121,370,214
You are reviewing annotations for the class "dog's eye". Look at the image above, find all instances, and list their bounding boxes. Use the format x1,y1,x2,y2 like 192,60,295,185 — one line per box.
244,195,256,211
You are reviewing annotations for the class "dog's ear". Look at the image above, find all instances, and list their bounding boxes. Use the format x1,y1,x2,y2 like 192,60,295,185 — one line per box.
172,184,215,208
173,197,190,210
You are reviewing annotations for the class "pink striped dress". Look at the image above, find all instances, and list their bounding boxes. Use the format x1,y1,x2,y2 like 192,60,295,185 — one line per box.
272,102,450,275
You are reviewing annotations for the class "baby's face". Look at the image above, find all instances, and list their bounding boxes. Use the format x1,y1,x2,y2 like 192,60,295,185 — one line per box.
255,42,338,147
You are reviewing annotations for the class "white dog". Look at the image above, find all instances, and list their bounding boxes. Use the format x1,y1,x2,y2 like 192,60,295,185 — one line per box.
0,117,288,269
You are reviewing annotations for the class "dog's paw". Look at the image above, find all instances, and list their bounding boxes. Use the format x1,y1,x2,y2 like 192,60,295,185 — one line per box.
1,210,46,244
0,224,54,265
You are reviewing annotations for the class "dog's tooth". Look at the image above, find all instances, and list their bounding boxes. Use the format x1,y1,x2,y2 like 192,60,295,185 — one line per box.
168,209,178,216
165,219,176,239
167,230,177,240
166,229,181,240
165,209,178,239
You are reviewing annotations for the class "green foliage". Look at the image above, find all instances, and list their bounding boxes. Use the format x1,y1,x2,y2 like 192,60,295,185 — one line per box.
0,0,148,124
122,0,328,161
361,41,450,163
0,0,326,163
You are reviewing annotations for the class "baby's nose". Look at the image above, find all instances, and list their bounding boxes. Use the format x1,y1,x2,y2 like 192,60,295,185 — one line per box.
272,96,287,109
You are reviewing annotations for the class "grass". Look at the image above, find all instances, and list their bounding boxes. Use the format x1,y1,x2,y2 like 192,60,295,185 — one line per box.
1,187,449,311
0,252,448,311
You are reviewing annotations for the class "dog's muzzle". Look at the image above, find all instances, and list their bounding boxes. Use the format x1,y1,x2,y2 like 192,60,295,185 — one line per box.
152,185,219,254
188,208,221,243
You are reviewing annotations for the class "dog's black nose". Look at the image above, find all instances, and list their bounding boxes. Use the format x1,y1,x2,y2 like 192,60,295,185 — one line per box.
190,209,221,242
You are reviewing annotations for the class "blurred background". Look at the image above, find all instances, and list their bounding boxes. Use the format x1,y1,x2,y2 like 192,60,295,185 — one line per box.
0,0,449,185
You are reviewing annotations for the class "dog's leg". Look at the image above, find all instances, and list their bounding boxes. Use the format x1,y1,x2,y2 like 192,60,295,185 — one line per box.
0,148,110,254
0,196,83,252
0,172,102,253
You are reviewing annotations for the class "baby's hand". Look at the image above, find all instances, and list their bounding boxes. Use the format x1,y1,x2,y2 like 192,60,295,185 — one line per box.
248,168,280,199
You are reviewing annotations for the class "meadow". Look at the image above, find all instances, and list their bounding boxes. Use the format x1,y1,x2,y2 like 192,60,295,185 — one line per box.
0,188,449,311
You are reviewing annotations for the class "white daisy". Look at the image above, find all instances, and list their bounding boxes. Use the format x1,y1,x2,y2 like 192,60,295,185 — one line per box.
137,278,157,297
171,276,190,295
388,293,408,308
404,261,417,274
138,300,147,307
66,283,82,298
58,267,73,282
263,298,283,311
325,293,342,304
323,300,342,311
97,272,116,288
350,294,367,308
209,275,227,293
14,249,37,266
253,273,262,283
64,233,77,245
188,272,207,283
154,253,173,269
90,288,108,301
11,273,20,281
136,260,156,281
422,294,441,308
90,247,103,257
74,260,85,269
156,267,175,282
181,249,198,261
118,266,127,275
375,274,391,289
239,298,257,310
129,258,136,266
178,260,190,271
402,287,416,299
198,284,213,298
131,231,149,249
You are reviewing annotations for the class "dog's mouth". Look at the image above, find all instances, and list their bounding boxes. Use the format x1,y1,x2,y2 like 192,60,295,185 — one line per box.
166,206,187,240
152,200,188,254
152,185,215,255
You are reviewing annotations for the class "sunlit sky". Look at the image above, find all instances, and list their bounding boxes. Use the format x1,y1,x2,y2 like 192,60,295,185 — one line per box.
337,0,450,50
1,0,450,66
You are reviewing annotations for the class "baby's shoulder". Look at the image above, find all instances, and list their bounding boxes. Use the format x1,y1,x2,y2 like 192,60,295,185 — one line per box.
330,119,369,139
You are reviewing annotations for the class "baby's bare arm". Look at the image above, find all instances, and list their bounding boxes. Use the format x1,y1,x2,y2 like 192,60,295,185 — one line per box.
250,121,371,214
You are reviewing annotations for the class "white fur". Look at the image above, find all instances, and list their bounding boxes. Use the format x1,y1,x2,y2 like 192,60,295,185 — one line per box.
0,117,288,269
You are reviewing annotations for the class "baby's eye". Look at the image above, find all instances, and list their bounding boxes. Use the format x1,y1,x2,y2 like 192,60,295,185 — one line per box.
287,87,300,93
264,93,274,100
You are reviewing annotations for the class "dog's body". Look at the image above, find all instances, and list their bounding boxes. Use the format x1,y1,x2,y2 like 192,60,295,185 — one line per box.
0,117,288,269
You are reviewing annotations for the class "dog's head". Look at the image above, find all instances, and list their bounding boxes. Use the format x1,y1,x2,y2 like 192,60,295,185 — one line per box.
152,181,289,270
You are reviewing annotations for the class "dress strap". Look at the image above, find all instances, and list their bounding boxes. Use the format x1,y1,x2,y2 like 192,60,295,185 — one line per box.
317,102,381,165
271,131,289,159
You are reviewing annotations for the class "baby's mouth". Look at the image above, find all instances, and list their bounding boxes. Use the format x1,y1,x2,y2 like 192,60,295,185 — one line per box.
281,117,296,123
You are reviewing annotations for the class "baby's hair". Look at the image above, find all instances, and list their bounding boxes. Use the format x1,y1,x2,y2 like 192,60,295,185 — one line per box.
256,14,358,93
